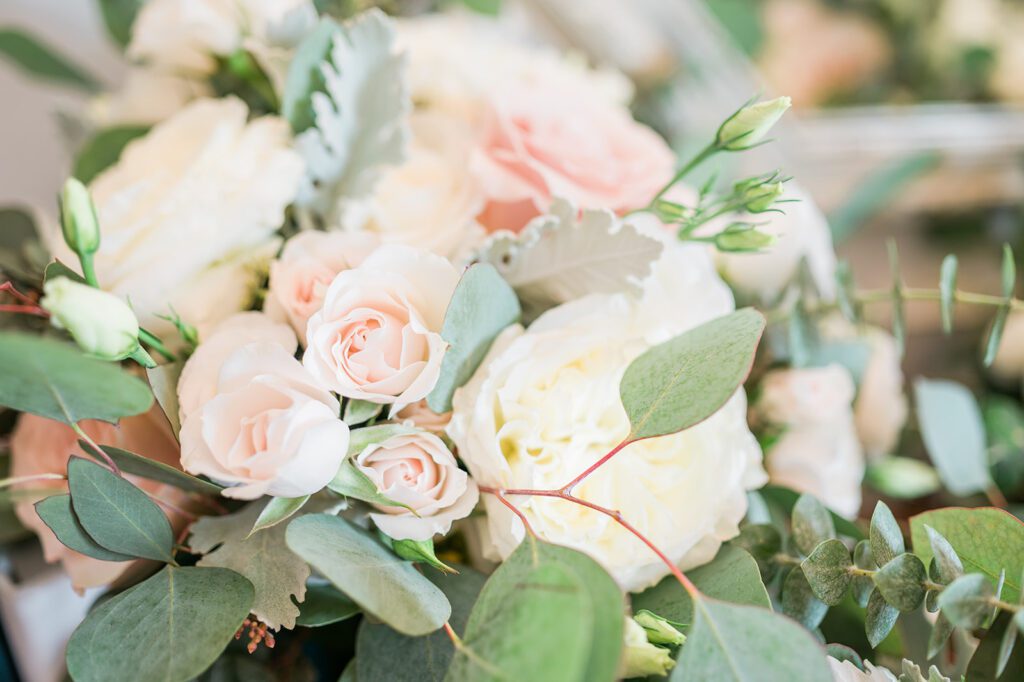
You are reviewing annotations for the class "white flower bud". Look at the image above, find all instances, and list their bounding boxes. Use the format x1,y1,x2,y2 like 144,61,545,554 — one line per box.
634,610,686,646
717,96,792,151
60,178,101,255
42,277,142,361
620,617,676,679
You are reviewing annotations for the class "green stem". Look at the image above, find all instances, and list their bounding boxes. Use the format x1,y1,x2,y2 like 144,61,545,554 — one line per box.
78,252,99,287
650,143,719,205
138,328,176,362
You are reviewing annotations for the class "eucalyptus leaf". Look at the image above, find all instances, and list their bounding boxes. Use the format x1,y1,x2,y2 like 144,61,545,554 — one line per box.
387,536,456,574
760,485,864,540
426,263,520,413
620,308,764,442
913,378,991,497
343,398,384,426
34,494,133,562
874,553,927,612
65,566,254,682
870,501,905,567
938,573,993,629
67,457,174,562
866,588,899,647
287,513,450,636
939,255,958,335
782,567,828,630
998,612,1018,676
729,523,783,582
865,457,941,500
927,613,955,659
0,29,98,90
983,244,1016,367
792,493,837,556
73,126,149,183
146,362,183,436
0,332,153,424
967,612,1024,682
802,539,852,606
328,459,412,511
347,423,417,456
296,582,361,627
0,207,42,281
82,443,222,496
925,525,964,584
887,240,905,355
852,540,876,607
250,496,310,535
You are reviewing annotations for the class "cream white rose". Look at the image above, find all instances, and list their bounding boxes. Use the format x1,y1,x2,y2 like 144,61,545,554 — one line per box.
177,311,297,426
342,111,485,260
264,230,380,336
449,240,766,592
51,98,304,341
755,365,865,519
89,68,211,126
303,244,460,411
180,342,349,499
355,430,478,541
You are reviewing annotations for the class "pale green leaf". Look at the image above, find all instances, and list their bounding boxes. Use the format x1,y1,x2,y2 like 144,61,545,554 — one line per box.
939,255,958,335
328,459,412,511
781,567,828,630
801,538,852,606
427,263,520,413
870,501,905,567
927,613,955,659
296,582,361,627
67,457,173,562
874,553,927,612
65,566,253,682
73,126,149,184
0,29,98,90
250,495,309,535
938,573,993,629
865,457,941,500
34,494,133,562
286,513,450,636
792,493,837,556
914,378,991,497
924,525,964,584
146,361,182,437
343,398,383,425
282,18,338,134
866,588,899,647
0,332,153,424
387,536,456,574
82,443,222,496
620,308,764,441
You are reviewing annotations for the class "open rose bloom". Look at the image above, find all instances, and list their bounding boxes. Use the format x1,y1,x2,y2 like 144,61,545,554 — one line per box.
1,4,964,682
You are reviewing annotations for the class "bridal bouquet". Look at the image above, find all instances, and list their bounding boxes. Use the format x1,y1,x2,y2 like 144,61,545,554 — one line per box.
2,2,1024,681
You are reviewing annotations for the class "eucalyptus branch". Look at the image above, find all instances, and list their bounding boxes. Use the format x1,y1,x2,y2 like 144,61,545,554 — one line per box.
73,424,121,476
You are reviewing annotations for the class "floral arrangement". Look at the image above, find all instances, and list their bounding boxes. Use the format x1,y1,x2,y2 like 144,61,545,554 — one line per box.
1,2,1024,682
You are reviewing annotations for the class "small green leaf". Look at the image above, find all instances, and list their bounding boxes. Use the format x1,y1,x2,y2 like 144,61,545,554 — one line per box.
914,378,991,497
620,308,765,442
866,588,899,647
729,523,783,582
802,539,852,606
97,0,144,47
327,459,411,511
81,443,222,496
65,566,254,682
927,613,955,659
347,423,417,456
998,611,1019,676
0,29,98,90
874,553,927,612
43,259,86,285
865,457,941,500
938,573,993,629
887,240,905,355
925,525,964,584
835,261,860,323
296,583,361,627
939,255,958,335
34,494,133,562
343,398,383,426
781,567,828,630
792,493,836,556
249,496,309,536
760,485,864,540
426,263,520,414
852,540,876,608
387,536,456,574
984,244,1017,367
870,501,905,567
282,18,339,134
146,362,182,437
0,332,153,425
67,457,174,562
73,126,149,184
286,513,450,636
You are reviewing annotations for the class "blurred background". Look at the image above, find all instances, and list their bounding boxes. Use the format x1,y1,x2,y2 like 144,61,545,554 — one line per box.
2,0,1024,680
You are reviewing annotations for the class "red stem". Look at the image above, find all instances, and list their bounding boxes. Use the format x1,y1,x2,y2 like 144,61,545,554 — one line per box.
0,304,47,317
490,490,537,537
560,438,630,493
0,281,38,305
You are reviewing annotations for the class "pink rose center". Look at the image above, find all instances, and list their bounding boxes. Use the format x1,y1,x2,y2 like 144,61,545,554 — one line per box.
335,308,427,384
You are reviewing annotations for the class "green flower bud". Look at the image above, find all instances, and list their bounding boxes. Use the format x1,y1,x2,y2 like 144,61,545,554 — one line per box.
42,277,143,362
741,181,785,213
620,617,676,679
634,610,685,646
714,225,774,253
717,96,792,151
60,178,101,255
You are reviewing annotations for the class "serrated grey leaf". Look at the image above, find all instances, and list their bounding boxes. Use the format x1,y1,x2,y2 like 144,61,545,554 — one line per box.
801,539,852,606
874,553,927,612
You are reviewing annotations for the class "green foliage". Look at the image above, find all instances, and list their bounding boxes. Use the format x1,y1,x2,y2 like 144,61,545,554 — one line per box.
870,501,905,567
791,493,836,556
913,378,991,497
983,244,1016,367
0,332,153,424
852,540,876,607
0,207,44,282
146,362,182,435
924,525,964,585
865,589,899,648
97,0,144,47
446,538,624,682
328,459,411,510
939,255,958,334
73,126,149,184
888,241,906,355
34,494,132,562
250,495,310,535
67,457,174,562
386,536,456,574
782,567,828,630
427,263,520,413
282,18,338,133
759,486,863,540
910,508,1024,601
65,566,254,682
0,29,98,90
83,443,222,495
865,457,941,500
459,0,501,16
967,612,1024,681
802,539,852,606
729,524,783,583
619,308,764,441
937,573,993,629
287,513,450,636
296,583,361,627
343,398,383,425
874,554,927,612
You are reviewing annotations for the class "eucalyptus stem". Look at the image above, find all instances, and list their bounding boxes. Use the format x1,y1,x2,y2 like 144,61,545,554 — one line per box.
73,424,121,476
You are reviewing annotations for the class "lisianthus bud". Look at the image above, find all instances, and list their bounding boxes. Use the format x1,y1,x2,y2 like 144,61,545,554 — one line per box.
740,181,785,213
634,610,686,646
714,224,775,253
717,96,792,151
60,178,101,255
42,277,143,362
620,617,675,678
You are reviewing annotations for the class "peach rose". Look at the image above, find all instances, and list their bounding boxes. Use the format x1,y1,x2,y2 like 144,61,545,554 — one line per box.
397,400,451,434
10,407,191,591
472,85,674,233
264,231,380,336
177,312,297,426
303,244,460,411
354,430,478,541
180,343,349,499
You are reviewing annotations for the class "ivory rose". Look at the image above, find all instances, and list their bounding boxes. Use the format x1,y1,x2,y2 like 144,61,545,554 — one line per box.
303,244,460,411
180,343,349,499
355,430,478,541
264,230,380,336
755,365,865,519
10,408,191,591
449,238,766,591
51,97,304,341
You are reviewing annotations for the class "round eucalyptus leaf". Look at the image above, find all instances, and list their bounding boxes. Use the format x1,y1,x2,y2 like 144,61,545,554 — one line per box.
801,539,852,606
874,553,927,612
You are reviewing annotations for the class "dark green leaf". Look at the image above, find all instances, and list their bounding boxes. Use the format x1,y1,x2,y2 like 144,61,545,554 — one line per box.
997,612,1018,677
286,513,450,636
620,308,765,441
426,263,520,413
729,523,782,582
782,567,828,630
282,18,338,133
296,582,361,627
865,589,899,647
914,378,991,497
938,573,993,629
0,29,98,90
146,362,182,436
802,539,852,606
869,501,904,567
874,553,927,612
67,457,174,562
792,493,836,556
97,0,144,47
65,566,254,682
73,126,149,184
34,494,133,562
0,207,42,281
939,255,958,335
82,443,222,495
0,332,153,424
966,612,1024,682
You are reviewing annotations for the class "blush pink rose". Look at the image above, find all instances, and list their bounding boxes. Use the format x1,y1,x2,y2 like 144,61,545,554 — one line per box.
303,244,460,412
472,86,675,233
355,430,478,541
265,230,380,336
10,407,193,591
